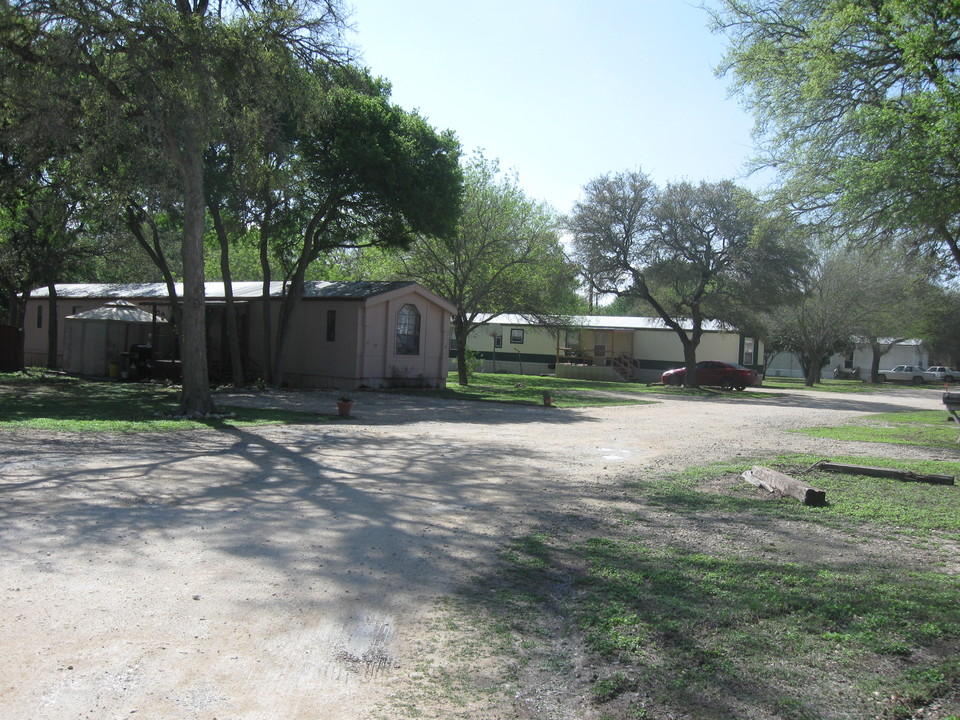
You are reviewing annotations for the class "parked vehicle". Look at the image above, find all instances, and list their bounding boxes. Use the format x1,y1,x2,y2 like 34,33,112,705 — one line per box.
926,366,957,383
875,365,931,384
661,361,761,391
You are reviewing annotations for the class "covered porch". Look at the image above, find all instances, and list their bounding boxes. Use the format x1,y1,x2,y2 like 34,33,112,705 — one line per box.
556,327,640,382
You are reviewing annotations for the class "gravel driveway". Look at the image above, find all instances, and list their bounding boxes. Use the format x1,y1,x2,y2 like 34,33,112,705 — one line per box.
0,385,951,719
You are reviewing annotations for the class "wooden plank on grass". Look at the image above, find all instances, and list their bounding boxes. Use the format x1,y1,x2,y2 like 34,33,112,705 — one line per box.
813,461,954,486
742,466,827,506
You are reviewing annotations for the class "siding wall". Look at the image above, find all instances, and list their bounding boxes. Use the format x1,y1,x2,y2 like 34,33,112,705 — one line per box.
457,320,760,382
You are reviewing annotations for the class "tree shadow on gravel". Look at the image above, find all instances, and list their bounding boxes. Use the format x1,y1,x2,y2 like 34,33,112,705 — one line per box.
0,423,611,613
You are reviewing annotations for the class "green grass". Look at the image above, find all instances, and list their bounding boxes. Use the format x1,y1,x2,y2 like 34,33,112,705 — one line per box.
0,369,325,431
393,372,656,407
412,451,960,719
761,376,887,393
398,371,772,407
427,372,906,407
800,409,960,450
641,454,960,538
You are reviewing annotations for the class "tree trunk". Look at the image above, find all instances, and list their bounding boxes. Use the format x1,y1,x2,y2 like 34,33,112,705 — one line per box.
177,130,214,416
46,282,58,369
210,204,244,387
870,346,883,384
869,337,903,383
681,338,698,388
10,289,28,368
271,263,310,390
259,207,274,386
453,316,470,386
126,205,182,330
271,210,329,388
805,362,820,387
272,273,306,389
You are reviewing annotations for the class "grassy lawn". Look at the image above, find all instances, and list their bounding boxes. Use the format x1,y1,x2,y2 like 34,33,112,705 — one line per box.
0,370,326,431
761,376,914,393
404,371,775,406
800,410,960,450
397,408,960,720
412,453,960,720
0,370,899,432
430,372,904,405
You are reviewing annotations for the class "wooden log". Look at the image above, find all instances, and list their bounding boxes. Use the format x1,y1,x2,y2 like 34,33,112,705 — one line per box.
812,461,955,486
742,466,827,506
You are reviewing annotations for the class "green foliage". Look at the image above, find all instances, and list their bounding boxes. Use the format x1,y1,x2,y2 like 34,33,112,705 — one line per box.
715,0,960,274
761,249,863,385
463,349,484,378
569,171,810,387
392,154,580,385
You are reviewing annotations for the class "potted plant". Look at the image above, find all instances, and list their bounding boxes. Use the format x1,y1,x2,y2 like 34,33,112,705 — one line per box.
337,395,353,417
542,390,554,407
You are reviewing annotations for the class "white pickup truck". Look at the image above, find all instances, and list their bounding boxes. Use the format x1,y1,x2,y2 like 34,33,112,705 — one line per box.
876,365,932,384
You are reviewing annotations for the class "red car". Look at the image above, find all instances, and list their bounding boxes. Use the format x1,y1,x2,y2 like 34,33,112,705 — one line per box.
661,361,761,391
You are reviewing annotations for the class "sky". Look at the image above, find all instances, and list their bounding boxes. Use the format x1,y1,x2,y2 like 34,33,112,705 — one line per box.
347,0,767,216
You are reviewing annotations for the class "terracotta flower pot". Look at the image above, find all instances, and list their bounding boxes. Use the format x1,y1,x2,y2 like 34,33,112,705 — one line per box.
337,401,353,417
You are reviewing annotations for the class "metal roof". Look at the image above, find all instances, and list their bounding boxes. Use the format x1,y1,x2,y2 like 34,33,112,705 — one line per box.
477,313,731,333
33,281,417,301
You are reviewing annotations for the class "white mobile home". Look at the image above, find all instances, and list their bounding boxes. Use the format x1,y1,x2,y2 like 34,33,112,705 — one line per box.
458,315,761,383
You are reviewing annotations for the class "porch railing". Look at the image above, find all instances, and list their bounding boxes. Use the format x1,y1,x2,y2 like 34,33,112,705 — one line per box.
557,348,638,381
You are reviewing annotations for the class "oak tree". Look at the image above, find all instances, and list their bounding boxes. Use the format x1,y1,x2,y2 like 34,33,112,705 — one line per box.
569,170,807,387
394,155,579,386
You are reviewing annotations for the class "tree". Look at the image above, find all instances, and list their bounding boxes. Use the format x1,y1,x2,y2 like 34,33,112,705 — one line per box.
713,1,960,275
920,287,960,366
264,66,463,388
845,248,932,382
393,155,580,386
569,170,807,387
0,0,349,414
762,251,864,385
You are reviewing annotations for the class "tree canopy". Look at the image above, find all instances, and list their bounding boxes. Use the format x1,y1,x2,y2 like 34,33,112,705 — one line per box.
714,0,960,274
1,0,465,401
390,155,579,386
569,170,808,387
0,0,350,414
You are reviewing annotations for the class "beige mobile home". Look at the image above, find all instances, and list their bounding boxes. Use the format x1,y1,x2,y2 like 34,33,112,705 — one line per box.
25,281,455,389
460,314,761,383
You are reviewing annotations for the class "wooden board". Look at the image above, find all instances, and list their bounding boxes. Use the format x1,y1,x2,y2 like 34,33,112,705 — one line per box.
812,461,954,486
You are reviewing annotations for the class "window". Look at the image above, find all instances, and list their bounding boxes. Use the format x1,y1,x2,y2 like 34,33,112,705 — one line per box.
743,338,755,366
510,328,524,344
494,334,502,349
326,310,336,341
396,303,420,355
36,305,43,329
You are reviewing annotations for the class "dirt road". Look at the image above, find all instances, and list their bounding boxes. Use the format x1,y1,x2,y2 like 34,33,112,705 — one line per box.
0,386,949,719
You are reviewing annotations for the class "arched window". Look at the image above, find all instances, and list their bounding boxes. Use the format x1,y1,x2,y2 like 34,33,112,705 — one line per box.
396,303,421,355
